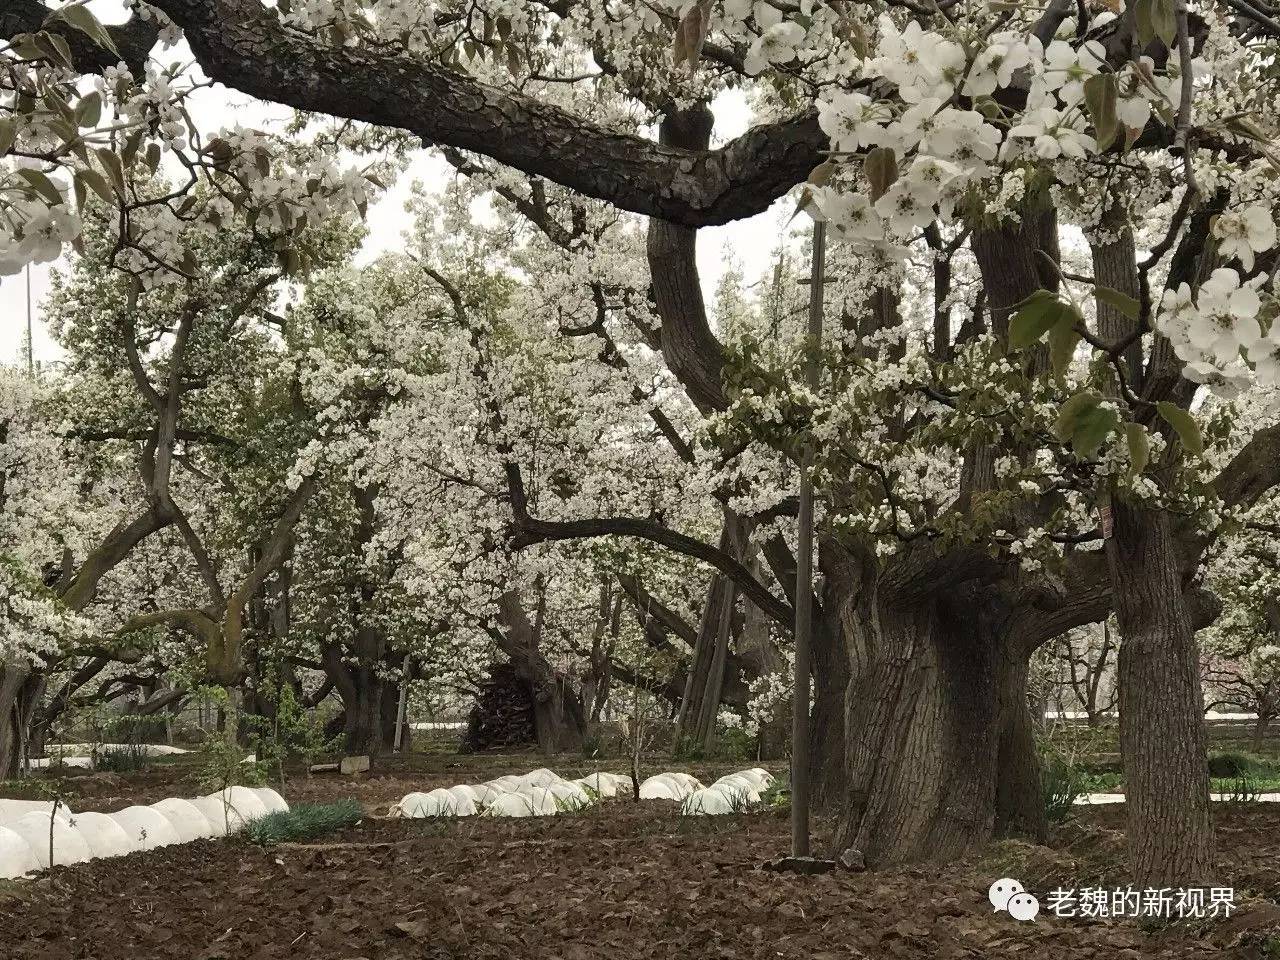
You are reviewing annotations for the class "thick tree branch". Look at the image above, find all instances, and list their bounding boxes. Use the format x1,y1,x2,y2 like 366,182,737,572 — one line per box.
646,105,729,412
615,573,698,647
505,463,793,625
145,0,825,227
1213,424,1280,514
0,0,158,76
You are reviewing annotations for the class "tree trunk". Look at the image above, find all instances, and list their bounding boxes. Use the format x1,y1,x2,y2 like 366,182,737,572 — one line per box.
995,645,1048,841
809,606,848,807
1107,503,1213,886
0,663,26,778
1253,714,1273,753
738,555,789,761
692,575,735,750
342,668,389,756
675,524,738,744
495,590,586,754
321,638,397,756
833,579,1043,865
530,673,586,755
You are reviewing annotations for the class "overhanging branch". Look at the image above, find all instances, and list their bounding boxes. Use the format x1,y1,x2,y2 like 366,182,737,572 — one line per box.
505,463,793,626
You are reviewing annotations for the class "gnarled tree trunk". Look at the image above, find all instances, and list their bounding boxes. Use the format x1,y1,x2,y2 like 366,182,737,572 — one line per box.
495,589,586,753
835,580,1028,864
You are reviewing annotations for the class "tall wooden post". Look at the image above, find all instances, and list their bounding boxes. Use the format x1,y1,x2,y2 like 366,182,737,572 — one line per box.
792,220,826,857
25,264,35,377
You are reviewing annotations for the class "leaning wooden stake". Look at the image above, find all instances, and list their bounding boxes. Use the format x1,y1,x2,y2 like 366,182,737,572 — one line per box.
792,220,826,858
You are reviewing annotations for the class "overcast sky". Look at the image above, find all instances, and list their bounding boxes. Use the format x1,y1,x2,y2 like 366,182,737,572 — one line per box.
0,3,792,368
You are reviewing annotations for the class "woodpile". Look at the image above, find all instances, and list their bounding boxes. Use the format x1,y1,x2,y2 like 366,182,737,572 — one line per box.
462,662,536,752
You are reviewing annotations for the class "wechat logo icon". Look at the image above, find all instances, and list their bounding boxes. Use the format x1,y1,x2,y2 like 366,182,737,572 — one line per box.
989,878,1040,922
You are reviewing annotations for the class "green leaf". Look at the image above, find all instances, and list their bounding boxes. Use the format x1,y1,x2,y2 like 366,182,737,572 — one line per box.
1083,73,1119,152
10,34,43,60
1224,116,1270,144
787,159,837,225
34,31,73,68
1094,286,1140,320
47,4,120,57
1010,289,1075,350
1156,401,1203,455
1072,404,1120,458
1135,0,1156,45
1151,0,1177,46
1125,422,1151,477
95,147,125,195
1054,390,1102,443
15,168,64,206
76,168,114,205
205,138,235,164
46,118,78,149
863,147,898,202
0,119,16,156
75,91,102,128
122,128,145,170
44,89,77,126
1048,316,1082,377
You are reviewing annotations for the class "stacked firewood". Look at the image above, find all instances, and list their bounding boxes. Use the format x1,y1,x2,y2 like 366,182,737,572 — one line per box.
461,662,536,752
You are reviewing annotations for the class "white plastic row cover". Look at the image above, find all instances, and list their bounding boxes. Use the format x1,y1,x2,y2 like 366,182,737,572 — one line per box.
638,772,705,801
29,744,192,770
394,769,636,819
681,769,777,815
0,786,288,879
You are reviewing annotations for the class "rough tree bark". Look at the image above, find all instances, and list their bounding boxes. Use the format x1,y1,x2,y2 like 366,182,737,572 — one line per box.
494,590,586,754
1108,505,1214,885
0,665,29,777
832,565,1051,864
1092,211,1217,885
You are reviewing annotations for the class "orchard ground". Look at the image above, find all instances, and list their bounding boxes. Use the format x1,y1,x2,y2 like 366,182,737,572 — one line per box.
3,729,1280,959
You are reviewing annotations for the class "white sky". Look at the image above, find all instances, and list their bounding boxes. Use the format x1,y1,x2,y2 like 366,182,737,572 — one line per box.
0,2,794,367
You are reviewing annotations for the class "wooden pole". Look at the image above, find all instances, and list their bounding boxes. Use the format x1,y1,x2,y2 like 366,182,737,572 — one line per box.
25,263,35,377
792,219,825,858
393,654,411,752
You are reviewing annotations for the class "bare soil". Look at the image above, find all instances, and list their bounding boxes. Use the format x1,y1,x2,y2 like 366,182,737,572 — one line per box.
2,749,1279,959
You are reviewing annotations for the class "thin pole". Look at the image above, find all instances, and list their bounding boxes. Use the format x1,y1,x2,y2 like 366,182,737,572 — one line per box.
25,263,35,377
791,219,826,858
393,653,411,752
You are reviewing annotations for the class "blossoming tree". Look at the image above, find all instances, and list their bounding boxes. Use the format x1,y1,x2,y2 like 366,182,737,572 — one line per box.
5,0,1280,887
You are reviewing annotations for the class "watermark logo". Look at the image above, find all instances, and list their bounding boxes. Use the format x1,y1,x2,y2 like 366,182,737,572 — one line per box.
990,878,1041,922
990,879,1236,921
1045,886,1235,919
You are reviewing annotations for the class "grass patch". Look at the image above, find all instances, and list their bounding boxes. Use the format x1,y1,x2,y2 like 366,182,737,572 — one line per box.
1041,745,1089,822
244,800,363,845
92,744,152,773
1212,776,1280,793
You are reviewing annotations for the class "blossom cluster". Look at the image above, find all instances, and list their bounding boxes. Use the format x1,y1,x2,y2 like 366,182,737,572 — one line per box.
1158,265,1279,394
